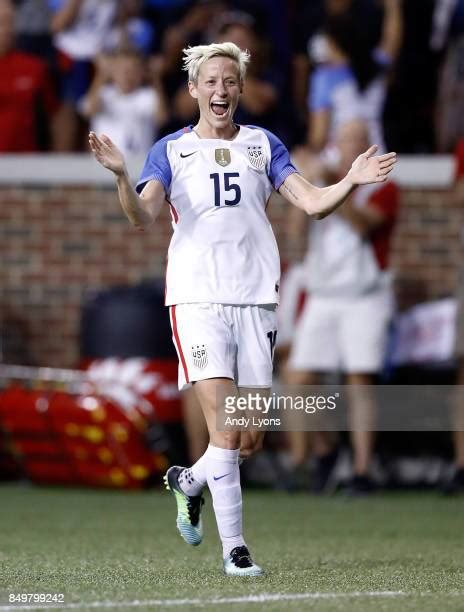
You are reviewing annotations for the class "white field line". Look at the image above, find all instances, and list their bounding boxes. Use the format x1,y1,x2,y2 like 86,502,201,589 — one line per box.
0,591,406,610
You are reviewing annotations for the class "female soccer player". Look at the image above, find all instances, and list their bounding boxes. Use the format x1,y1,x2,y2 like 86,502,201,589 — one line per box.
89,42,396,576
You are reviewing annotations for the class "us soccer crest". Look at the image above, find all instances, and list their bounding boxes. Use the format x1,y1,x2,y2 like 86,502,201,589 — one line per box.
192,344,208,369
215,148,231,166
247,145,266,170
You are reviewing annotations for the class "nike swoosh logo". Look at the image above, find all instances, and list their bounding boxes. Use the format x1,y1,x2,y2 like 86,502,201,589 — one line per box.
180,151,198,158
213,473,230,481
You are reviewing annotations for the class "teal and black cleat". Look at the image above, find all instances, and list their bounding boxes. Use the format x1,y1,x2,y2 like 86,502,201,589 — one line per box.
223,546,264,576
164,466,204,546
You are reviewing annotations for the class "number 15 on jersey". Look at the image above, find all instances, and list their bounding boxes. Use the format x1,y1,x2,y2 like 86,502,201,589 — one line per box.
210,173,242,207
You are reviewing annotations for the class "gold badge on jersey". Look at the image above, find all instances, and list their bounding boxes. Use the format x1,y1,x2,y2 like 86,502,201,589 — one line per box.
215,148,231,166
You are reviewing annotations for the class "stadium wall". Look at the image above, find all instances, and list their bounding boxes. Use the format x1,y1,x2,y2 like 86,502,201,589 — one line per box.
0,155,461,368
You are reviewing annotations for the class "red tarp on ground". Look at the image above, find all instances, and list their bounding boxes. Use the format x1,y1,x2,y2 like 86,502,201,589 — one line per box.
0,359,181,488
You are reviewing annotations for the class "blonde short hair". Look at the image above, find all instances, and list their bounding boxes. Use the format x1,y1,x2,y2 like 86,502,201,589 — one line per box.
182,42,250,84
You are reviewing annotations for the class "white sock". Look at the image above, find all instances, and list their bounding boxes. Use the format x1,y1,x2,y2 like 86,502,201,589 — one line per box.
205,444,246,558
178,454,207,497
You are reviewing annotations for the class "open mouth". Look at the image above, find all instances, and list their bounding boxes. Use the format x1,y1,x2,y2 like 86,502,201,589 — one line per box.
210,101,229,117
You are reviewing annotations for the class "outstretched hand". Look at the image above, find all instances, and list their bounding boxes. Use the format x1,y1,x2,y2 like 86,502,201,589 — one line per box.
88,132,125,176
348,145,397,185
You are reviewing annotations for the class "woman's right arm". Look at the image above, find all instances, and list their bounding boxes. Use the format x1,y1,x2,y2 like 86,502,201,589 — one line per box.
89,132,165,230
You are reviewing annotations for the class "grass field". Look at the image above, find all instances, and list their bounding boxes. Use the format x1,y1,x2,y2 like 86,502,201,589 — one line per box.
0,483,463,611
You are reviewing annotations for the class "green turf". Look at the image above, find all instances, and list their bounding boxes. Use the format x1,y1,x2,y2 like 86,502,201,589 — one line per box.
0,483,463,611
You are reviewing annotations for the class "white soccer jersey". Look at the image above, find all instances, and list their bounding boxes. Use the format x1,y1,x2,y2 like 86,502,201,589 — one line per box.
136,125,297,306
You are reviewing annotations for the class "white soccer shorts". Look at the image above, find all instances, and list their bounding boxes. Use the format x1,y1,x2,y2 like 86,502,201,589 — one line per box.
169,303,277,390
288,288,393,374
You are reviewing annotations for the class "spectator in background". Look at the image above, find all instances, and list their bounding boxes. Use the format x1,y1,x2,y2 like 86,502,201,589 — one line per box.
291,0,357,136
80,47,167,157
291,0,383,142
49,0,117,150
307,0,402,161
0,0,58,152
284,119,400,494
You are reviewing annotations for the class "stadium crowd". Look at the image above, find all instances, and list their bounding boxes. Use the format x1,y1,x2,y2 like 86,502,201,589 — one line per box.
1,0,463,155
2,0,464,495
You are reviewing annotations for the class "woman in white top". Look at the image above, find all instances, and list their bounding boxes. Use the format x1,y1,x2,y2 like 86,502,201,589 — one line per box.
308,0,402,158
81,48,167,157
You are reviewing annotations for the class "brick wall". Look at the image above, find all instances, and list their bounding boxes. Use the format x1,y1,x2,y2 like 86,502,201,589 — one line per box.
0,182,462,368
391,186,463,308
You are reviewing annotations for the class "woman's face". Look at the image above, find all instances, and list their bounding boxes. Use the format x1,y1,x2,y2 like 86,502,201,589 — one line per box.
189,56,241,130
